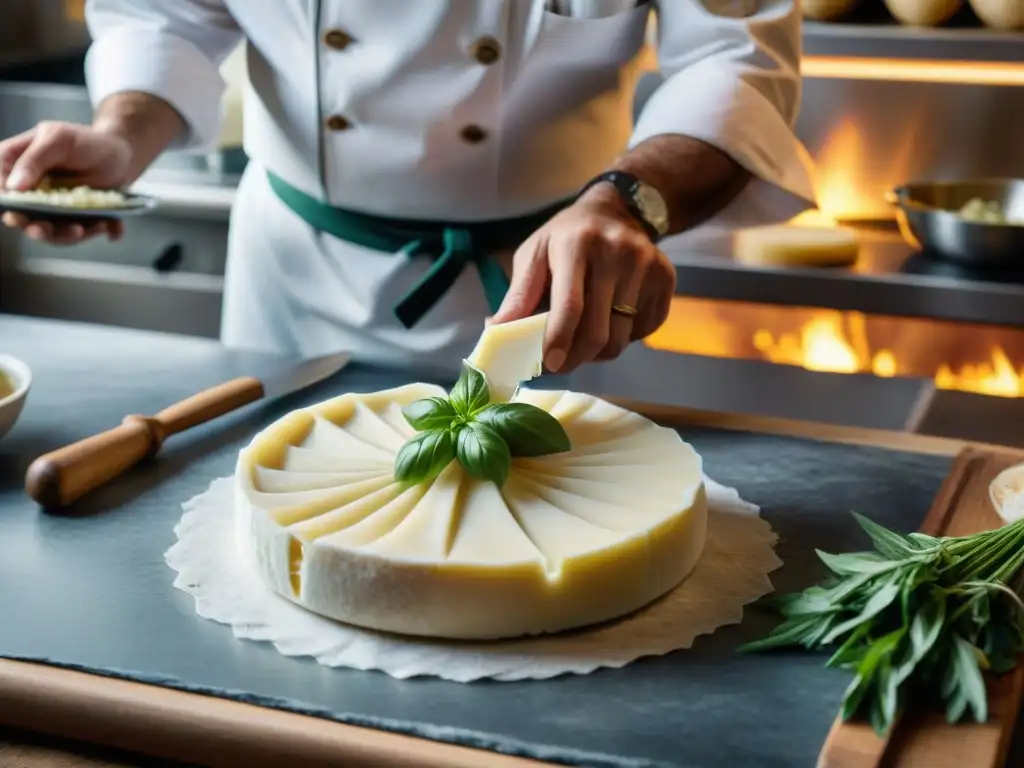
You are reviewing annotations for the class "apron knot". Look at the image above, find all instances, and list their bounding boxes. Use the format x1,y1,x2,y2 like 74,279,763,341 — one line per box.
267,171,568,330
395,228,481,329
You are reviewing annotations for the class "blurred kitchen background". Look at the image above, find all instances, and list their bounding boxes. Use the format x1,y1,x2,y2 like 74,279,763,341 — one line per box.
1,0,1023,446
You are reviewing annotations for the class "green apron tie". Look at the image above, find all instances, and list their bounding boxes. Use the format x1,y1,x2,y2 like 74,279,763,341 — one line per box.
267,172,570,329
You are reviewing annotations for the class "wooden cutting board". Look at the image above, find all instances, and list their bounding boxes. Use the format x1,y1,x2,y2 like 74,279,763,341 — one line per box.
818,448,1024,768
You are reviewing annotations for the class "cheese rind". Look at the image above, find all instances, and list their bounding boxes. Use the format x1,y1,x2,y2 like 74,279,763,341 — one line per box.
235,384,707,640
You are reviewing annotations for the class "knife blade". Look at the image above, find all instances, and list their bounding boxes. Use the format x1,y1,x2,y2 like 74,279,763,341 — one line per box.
259,351,351,399
25,351,353,508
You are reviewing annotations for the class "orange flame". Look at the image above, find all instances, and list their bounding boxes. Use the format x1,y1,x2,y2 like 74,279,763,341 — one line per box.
646,301,1024,399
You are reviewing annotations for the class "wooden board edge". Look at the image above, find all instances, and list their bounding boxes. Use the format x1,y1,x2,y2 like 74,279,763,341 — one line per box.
817,449,1024,768
0,659,551,768
614,398,1024,459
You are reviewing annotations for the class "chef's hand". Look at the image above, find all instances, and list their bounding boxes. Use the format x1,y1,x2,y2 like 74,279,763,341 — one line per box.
0,122,133,244
491,184,676,373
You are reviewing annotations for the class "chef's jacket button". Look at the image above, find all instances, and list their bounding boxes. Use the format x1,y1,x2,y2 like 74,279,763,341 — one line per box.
460,124,488,144
323,29,354,50
325,114,352,131
470,36,502,66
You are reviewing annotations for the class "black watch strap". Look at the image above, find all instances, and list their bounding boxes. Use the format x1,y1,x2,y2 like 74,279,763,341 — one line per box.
578,170,660,242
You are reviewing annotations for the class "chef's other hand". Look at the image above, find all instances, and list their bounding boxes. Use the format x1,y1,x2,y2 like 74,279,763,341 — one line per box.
0,122,132,245
491,184,676,374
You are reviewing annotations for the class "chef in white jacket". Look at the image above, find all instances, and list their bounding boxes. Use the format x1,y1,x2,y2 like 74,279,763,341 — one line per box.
0,1,815,374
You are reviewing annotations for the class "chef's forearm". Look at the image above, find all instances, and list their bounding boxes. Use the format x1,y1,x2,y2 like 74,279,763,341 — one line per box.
609,134,751,236
92,91,187,183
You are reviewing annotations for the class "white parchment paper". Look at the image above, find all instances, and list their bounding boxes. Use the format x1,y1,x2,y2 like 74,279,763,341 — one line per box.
166,475,781,682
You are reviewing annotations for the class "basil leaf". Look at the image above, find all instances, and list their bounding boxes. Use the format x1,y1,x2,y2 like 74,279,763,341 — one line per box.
449,361,490,416
393,429,456,485
455,422,510,487
402,397,457,432
474,402,571,457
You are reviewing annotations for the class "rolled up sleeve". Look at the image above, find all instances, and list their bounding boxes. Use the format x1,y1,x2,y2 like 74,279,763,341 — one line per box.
85,0,243,151
635,0,817,224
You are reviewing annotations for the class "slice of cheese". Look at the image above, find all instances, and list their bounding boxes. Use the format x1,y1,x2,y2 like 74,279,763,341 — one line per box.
734,224,860,268
467,312,548,402
991,462,1024,524
235,383,707,640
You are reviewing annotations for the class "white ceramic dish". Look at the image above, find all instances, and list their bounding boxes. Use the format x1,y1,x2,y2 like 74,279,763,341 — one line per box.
0,354,32,441
991,462,1024,524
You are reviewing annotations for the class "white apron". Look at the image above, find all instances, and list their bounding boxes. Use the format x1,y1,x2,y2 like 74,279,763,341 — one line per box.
221,162,493,372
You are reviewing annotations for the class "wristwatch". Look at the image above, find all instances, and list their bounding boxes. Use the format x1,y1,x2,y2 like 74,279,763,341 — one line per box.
578,170,669,242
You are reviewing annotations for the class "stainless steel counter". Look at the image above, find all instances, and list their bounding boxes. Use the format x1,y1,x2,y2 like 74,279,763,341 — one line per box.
663,227,1024,330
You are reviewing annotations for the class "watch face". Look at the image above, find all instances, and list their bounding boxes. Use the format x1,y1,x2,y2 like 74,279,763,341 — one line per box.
633,182,669,236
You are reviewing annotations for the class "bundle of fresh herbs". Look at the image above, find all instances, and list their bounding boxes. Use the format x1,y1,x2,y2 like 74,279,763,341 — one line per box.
393,361,571,488
741,512,1024,736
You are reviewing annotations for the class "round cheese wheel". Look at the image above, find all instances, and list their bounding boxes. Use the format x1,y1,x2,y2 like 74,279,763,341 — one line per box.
884,0,963,26
803,0,860,21
235,385,707,640
969,0,1024,29
990,462,1024,524
733,224,860,268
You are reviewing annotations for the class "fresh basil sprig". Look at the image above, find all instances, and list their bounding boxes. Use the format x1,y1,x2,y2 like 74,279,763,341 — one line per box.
448,362,490,416
392,361,571,487
456,422,511,487
402,397,457,432
475,402,571,457
741,512,1024,737
392,429,456,486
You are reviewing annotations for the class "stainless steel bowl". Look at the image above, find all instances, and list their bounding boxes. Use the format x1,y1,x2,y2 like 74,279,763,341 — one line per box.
886,179,1024,268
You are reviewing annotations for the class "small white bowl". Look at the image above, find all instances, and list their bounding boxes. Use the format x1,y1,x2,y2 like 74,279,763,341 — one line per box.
0,354,32,441
990,462,1024,524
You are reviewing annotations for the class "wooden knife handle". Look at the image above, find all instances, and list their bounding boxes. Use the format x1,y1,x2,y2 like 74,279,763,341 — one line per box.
25,377,264,508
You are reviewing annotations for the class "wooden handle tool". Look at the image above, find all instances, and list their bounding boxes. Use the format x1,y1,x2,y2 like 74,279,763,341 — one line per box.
25,377,264,508
23,351,351,508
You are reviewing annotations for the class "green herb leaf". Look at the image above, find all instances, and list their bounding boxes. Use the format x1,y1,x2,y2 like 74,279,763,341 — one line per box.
949,634,988,724
745,511,1024,737
816,550,893,577
841,628,904,729
902,591,945,682
853,512,928,559
393,429,456,485
474,402,571,457
456,422,511,487
449,361,490,416
738,615,830,653
827,623,873,669
822,580,902,645
402,397,457,432
778,586,837,617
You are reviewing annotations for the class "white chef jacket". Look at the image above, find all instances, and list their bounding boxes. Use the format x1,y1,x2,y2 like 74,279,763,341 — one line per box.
84,0,816,369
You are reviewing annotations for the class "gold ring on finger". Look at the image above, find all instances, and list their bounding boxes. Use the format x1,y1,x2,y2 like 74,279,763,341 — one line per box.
611,303,638,318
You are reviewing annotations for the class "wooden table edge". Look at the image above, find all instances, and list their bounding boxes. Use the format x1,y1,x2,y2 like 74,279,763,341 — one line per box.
616,398,1024,459
0,659,549,768
2,403,1022,768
